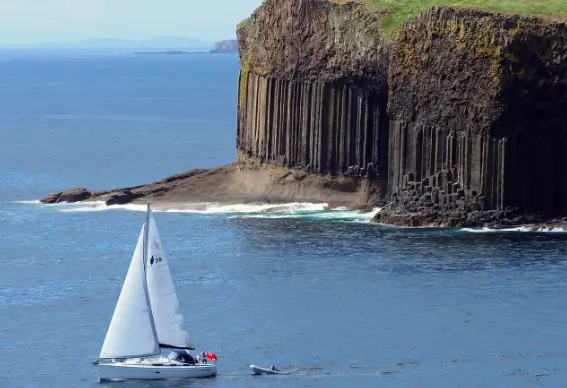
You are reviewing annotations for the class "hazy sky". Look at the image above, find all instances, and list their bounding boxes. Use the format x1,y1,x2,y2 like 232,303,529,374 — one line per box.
0,0,263,45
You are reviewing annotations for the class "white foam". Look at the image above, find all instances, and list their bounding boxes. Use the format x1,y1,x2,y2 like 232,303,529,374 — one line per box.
188,202,329,214
367,207,382,218
233,212,356,220
20,199,381,223
57,201,330,214
231,214,302,220
60,202,147,213
230,207,382,222
460,226,567,233
460,227,499,233
13,200,41,204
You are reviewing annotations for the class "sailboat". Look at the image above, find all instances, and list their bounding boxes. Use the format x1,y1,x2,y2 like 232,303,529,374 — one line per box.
94,204,217,381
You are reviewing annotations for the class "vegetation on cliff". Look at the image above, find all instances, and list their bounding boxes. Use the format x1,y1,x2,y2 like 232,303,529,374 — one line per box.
42,0,567,227
332,0,567,34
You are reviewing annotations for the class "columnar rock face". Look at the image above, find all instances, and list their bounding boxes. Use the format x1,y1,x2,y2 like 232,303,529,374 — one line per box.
237,0,390,186
238,73,387,178
377,7,567,226
39,2,567,226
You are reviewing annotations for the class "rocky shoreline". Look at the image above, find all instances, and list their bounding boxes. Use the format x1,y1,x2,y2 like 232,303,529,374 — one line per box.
41,1,567,229
40,161,382,211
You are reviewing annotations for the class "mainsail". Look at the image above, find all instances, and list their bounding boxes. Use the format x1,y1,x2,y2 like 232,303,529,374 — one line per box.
99,205,191,360
145,207,192,349
99,222,160,359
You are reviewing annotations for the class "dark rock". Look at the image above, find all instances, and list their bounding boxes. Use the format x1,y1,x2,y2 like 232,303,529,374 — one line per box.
237,0,389,189
384,6,567,227
105,190,137,206
468,202,480,212
37,4,567,229
40,188,91,204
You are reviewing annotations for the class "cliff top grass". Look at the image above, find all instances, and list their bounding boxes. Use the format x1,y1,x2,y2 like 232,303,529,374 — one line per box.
331,0,567,35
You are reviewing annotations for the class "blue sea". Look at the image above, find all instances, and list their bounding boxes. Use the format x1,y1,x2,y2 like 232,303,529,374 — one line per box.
1,51,567,388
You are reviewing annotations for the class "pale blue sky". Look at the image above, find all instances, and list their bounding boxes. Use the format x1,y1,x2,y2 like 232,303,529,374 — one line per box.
0,0,263,45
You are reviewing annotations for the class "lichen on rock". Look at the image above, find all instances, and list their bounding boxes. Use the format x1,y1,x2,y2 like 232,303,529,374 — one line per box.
378,6,567,227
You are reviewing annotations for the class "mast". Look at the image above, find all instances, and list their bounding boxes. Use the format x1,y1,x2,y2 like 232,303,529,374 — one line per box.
143,205,194,351
98,203,162,360
142,203,160,354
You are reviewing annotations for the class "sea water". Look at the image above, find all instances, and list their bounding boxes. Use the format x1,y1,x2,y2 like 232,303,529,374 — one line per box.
1,51,567,388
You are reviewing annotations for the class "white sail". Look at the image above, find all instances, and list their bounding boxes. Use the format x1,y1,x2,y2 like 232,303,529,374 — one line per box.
99,222,160,359
145,207,192,349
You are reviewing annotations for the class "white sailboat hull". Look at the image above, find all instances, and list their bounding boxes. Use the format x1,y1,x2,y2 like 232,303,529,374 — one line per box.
97,362,217,381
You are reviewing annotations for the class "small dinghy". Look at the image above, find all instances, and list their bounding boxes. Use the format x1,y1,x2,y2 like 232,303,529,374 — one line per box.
250,364,288,375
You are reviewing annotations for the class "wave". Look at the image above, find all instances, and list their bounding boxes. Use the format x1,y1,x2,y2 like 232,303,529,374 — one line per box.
11,200,567,231
59,201,146,213
460,226,567,234
187,202,329,214
231,208,381,222
18,200,380,223
58,201,330,214
23,200,567,231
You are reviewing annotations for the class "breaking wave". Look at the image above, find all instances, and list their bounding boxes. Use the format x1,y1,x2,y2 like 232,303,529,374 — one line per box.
21,200,381,223
460,226,567,234
13,200,567,231
57,201,329,214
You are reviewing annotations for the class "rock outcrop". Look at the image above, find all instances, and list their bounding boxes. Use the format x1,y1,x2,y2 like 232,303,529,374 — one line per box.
40,164,378,209
41,188,92,204
41,0,390,211
376,7,567,227
40,1,567,228
236,0,390,204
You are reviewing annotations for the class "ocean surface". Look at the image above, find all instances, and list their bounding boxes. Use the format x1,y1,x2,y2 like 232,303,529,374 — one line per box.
1,51,567,388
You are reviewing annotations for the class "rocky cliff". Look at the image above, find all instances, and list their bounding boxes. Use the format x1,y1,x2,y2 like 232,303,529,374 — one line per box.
41,0,567,228
236,0,390,204
377,7,567,227
42,0,392,210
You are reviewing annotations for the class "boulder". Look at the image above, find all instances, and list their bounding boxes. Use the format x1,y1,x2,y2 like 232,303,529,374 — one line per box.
105,190,136,206
40,188,91,204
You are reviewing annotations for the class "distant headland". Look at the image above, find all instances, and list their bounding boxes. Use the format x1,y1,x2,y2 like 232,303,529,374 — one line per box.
0,37,214,53
210,40,238,53
133,50,192,55
132,39,239,55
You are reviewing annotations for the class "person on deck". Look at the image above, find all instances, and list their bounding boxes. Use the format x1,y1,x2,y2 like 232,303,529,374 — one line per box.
270,364,279,371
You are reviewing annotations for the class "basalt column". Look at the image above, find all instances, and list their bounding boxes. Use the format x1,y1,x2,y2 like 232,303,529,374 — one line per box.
236,0,390,190
237,73,387,179
379,6,567,227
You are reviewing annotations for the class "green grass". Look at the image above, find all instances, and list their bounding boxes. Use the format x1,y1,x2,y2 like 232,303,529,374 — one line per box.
353,0,567,34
